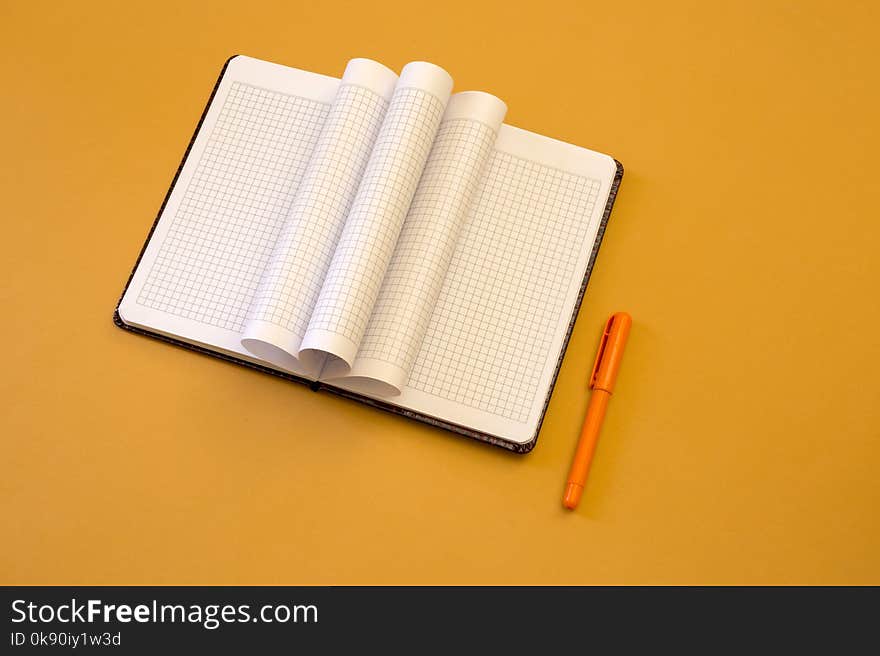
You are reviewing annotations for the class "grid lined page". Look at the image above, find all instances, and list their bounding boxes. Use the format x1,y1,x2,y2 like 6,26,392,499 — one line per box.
408,151,601,423
349,117,499,391
137,82,328,331
300,62,452,368
241,72,393,364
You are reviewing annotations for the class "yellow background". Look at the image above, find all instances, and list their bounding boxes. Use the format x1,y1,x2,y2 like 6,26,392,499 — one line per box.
2,0,878,584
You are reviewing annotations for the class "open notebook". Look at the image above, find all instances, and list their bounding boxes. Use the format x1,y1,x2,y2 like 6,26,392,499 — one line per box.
115,55,623,452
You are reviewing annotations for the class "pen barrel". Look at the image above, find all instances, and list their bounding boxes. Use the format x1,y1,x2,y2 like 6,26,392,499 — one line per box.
563,390,611,508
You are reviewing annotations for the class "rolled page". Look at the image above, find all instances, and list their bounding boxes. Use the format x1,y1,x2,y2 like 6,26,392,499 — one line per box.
298,62,454,373
331,91,507,395
240,58,397,371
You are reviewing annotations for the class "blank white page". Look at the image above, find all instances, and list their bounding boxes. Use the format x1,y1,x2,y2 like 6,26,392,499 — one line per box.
328,124,617,443
117,56,338,375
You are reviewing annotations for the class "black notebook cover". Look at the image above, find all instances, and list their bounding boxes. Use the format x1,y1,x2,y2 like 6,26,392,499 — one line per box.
113,56,624,454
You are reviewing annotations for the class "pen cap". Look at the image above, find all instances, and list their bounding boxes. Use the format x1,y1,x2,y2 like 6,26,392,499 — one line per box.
589,312,632,393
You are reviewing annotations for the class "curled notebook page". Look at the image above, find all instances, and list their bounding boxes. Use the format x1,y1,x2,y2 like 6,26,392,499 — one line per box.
298,61,454,374
330,91,507,395
240,58,397,372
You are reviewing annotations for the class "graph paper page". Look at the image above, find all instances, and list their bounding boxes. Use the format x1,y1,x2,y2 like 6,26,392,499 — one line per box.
334,91,507,395
117,56,339,377
299,62,454,373
328,125,617,443
240,58,397,373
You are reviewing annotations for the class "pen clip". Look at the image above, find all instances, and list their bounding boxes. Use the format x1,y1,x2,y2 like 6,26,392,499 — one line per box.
589,314,615,389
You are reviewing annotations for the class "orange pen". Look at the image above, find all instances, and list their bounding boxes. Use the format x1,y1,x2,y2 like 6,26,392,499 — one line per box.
563,312,632,510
